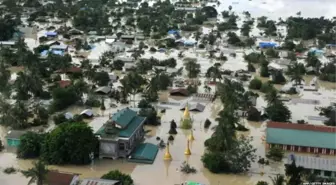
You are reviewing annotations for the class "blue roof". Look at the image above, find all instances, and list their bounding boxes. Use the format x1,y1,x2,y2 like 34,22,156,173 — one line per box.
259,42,278,48
51,50,64,55
45,32,57,36
168,30,179,34
40,50,49,56
266,128,336,149
111,108,137,128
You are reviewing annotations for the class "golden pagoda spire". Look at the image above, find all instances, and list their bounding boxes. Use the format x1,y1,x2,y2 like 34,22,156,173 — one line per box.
184,140,191,155
164,143,172,160
188,129,194,141
183,103,190,120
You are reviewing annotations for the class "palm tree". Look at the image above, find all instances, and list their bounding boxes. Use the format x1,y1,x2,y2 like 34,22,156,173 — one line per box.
205,63,222,83
287,62,305,85
270,174,285,185
265,89,280,105
22,160,48,185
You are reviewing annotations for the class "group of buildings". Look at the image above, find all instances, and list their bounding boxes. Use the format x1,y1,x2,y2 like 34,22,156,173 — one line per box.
266,121,336,178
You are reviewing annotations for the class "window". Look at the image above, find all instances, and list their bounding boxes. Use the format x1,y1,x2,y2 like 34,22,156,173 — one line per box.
314,170,321,175
118,143,125,150
324,171,331,177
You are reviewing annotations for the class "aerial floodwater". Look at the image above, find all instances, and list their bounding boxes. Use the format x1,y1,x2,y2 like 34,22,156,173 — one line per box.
0,0,335,184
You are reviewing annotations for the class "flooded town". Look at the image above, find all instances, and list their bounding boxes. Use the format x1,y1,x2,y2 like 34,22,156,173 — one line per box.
0,0,335,185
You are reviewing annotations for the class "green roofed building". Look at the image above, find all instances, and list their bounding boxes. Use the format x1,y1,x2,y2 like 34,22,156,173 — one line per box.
96,108,146,159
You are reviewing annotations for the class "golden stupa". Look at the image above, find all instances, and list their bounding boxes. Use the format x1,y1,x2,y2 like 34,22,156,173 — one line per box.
184,140,191,155
188,129,195,141
164,143,172,160
180,103,192,129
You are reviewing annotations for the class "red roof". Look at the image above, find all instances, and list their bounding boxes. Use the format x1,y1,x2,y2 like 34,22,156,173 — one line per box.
169,88,189,96
46,171,78,185
56,67,81,73
58,80,71,88
267,121,336,133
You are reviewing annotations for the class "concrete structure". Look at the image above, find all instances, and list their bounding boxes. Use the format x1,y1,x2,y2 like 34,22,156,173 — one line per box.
95,108,146,159
5,130,26,147
286,154,336,178
79,178,119,185
266,122,336,155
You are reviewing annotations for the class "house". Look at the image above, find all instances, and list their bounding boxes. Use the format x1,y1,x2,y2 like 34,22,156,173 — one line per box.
95,108,147,158
121,35,135,42
286,154,336,178
79,178,120,185
111,42,126,53
46,170,79,185
180,102,205,112
169,88,189,96
50,44,68,52
95,86,112,94
114,56,134,63
80,109,94,118
88,31,98,35
5,130,26,147
266,122,336,155
124,63,136,71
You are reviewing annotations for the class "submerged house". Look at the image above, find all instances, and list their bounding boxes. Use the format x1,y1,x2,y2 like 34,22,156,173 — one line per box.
95,108,146,159
6,130,27,147
286,154,336,178
266,122,336,155
259,42,278,49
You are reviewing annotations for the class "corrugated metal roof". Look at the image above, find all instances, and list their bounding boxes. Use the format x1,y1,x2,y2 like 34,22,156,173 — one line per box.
6,130,26,139
286,155,336,172
266,127,336,149
111,108,137,128
118,116,145,138
129,143,158,164
267,122,336,133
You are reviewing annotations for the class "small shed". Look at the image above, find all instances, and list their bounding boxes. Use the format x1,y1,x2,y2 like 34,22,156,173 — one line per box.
95,86,111,94
128,143,159,164
6,130,26,147
80,109,94,118
180,102,205,112
169,88,189,96
45,32,58,37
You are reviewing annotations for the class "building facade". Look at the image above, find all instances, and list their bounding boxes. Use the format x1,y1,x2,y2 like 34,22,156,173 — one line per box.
95,108,146,159
286,155,336,178
266,122,336,155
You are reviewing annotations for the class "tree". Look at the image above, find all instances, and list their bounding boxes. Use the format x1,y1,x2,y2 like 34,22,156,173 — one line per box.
50,87,80,112
168,120,177,134
227,32,242,46
266,146,284,161
271,71,286,84
21,160,48,185
93,71,110,86
184,60,201,78
121,72,146,105
265,100,291,122
17,132,45,159
0,18,16,40
249,78,262,90
206,64,222,83
285,160,305,185
42,123,98,165
260,60,270,77
0,63,11,96
270,174,285,185
265,48,279,58
287,62,305,85
112,60,124,70
101,170,133,185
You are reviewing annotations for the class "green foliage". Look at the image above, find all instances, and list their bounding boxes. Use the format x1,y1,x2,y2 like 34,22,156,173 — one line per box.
282,40,296,51
249,78,262,90
319,62,336,82
180,161,197,174
227,32,243,46
168,120,177,134
50,87,80,112
21,160,48,185
265,48,279,58
85,94,101,107
186,85,198,95
53,113,68,125
112,60,124,70
3,167,16,174
256,181,269,185
318,106,336,126
287,62,305,85
265,100,291,122
247,107,261,122
260,82,276,93
184,60,201,78
244,52,266,64
285,161,305,185
266,146,284,161
271,71,286,84
93,71,110,86
42,123,98,165
0,18,16,40
17,132,45,159
204,119,212,129
101,170,133,185
139,107,160,126
260,60,270,77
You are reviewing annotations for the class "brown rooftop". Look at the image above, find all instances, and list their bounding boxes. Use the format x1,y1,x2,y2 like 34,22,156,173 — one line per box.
46,170,78,185
267,121,336,133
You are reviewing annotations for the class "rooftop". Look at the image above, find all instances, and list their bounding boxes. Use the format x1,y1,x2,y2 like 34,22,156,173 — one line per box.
266,122,336,149
128,143,159,164
286,155,336,172
6,130,26,139
46,170,78,185
111,108,137,128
